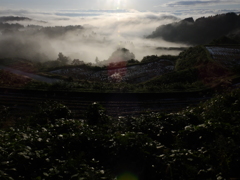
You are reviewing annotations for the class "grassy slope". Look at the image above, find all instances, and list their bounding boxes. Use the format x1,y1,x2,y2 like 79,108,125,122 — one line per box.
0,70,33,88
0,45,239,93
143,45,240,92
0,58,40,73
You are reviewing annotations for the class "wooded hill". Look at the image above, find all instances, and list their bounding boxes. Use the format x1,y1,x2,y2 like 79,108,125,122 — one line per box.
147,12,240,45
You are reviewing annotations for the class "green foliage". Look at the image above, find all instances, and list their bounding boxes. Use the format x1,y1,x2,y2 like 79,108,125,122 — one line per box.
57,52,70,66
209,36,240,45
143,68,206,91
40,53,71,70
34,100,71,125
0,58,40,73
127,59,140,66
0,119,112,179
174,89,240,179
175,46,211,71
47,81,73,91
154,68,199,84
42,60,61,69
1,86,240,179
0,70,32,88
158,54,178,62
0,105,10,128
24,81,51,90
141,55,159,63
86,102,109,125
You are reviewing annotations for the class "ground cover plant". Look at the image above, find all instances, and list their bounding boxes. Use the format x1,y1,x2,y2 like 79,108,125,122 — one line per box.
0,70,32,88
1,89,240,179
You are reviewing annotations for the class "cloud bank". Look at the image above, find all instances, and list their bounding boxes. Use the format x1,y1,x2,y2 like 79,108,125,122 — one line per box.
0,8,187,63
1,7,239,64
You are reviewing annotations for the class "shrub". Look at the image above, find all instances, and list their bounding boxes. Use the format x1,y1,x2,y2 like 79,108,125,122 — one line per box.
86,102,109,125
35,100,71,125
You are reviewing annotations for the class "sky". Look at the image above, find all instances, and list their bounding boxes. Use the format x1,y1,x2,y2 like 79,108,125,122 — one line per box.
0,0,240,17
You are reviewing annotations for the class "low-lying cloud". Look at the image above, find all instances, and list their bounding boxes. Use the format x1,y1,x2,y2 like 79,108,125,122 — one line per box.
2,7,236,64
0,8,189,63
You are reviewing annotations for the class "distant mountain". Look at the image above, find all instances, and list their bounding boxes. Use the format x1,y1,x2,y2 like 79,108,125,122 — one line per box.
0,16,32,22
147,12,240,45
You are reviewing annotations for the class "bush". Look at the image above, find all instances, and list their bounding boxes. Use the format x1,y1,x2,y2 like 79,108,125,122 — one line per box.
0,105,10,128
1,89,240,179
34,100,71,125
86,102,109,125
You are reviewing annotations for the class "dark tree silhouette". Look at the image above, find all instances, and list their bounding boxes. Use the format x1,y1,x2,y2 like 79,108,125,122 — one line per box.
57,52,69,65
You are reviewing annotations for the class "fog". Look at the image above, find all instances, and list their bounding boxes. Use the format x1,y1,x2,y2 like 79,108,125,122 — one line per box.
0,11,189,64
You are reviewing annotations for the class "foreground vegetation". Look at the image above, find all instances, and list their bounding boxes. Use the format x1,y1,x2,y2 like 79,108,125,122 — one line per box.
1,88,240,179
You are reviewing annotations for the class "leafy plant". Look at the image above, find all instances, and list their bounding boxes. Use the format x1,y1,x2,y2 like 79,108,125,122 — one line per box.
34,100,71,125
86,102,110,125
1,89,240,179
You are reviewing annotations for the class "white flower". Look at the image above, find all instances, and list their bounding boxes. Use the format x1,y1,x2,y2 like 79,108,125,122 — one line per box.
184,126,191,130
58,134,63,138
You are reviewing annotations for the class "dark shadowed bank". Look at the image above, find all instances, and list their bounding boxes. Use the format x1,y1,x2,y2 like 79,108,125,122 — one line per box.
1,88,240,179
147,12,240,45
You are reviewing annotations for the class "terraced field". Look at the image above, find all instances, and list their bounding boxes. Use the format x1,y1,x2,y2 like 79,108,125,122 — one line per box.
0,88,209,118
206,46,240,67
50,59,174,83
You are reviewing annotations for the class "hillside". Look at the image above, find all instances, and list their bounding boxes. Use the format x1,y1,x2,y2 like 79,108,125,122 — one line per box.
144,43,240,91
1,42,240,93
0,70,32,88
147,12,240,45
49,57,174,84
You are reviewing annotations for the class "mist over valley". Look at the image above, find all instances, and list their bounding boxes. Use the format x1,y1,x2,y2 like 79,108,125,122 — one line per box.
0,12,186,64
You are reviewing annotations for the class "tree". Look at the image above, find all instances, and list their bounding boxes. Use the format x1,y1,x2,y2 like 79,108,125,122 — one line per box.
127,59,139,65
95,57,99,64
57,52,69,65
35,101,71,125
108,48,135,63
86,102,109,125
72,59,84,66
